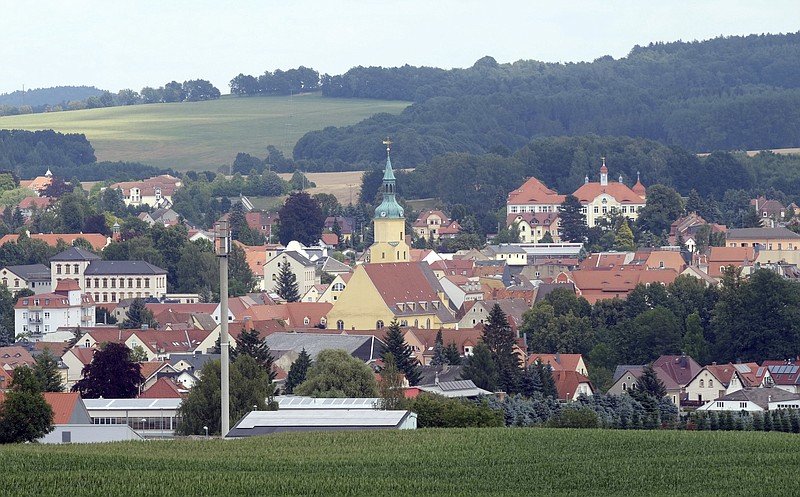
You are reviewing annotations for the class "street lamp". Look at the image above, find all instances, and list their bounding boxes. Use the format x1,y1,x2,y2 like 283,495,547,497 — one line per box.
203,426,209,439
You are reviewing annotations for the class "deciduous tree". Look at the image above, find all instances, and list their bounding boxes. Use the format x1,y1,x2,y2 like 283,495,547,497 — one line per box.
72,343,144,399
0,367,53,443
294,349,379,398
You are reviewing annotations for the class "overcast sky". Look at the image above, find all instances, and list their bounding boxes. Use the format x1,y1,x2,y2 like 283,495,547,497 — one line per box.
2,0,798,96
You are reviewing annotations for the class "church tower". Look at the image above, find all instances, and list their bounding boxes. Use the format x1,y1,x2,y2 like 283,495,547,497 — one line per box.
368,139,410,263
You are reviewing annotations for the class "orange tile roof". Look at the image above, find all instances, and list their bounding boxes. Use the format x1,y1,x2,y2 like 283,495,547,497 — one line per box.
0,346,35,368
18,197,55,210
138,361,171,380
507,177,565,206
528,353,584,371
572,181,645,204
0,233,108,251
43,392,81,424
362,263,442,308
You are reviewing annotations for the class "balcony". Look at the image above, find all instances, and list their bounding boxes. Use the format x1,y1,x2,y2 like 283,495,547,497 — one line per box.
27,316,42,324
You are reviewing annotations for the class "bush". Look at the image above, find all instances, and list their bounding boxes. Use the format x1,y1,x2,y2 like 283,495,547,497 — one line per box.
410,394,503,428
547,407,600,429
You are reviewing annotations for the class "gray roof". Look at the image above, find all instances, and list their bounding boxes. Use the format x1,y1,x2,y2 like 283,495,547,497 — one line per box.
278,250,315,267
264,332,385,362
726,227,800,240
50,247,101,262
486,244,527,254
169,353,221,371
417,379,493,398
534,283,577,304
85,260,167,275
4,264,50,280
83,398,182,411
276,397,380,409
418,365,463,385
226,410,414,437
715,388,800,409
320,257,353,274
613,365,645,382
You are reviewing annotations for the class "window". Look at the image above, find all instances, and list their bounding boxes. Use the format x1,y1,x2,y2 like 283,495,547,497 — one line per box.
332,283,344,292
593,206,599,214
337,320,344,330
73,264,79,274
65,265,70,274
717,402,723,408
303,317,310,326
376,320,384,329
699,379,704,388
56,265,62,275
102,278,108,288
709,380,713,388
464,346,473,356
740,402,747,408
44,312,50,319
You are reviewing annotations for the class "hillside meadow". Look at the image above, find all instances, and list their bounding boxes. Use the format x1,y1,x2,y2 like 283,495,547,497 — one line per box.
1,428,797,496
0,94,409,171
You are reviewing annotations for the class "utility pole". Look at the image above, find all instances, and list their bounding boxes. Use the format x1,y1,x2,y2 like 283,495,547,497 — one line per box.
215,220,231,436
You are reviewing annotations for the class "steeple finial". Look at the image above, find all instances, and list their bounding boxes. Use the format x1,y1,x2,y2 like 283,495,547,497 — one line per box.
383,138,392,159
637,171,640,181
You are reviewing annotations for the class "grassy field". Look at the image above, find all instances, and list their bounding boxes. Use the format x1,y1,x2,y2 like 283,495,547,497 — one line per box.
0,94,409,171
1,428,797,496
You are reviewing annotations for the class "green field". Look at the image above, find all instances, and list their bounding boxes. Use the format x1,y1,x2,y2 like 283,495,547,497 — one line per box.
0,94,409,171
1,428,797,496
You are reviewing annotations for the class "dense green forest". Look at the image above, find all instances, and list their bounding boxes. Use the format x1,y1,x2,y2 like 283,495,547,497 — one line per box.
0,86,103,111
294,32,800,169
0,130,170,181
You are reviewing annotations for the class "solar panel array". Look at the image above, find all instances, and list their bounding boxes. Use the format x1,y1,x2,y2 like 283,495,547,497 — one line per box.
769,365,799,375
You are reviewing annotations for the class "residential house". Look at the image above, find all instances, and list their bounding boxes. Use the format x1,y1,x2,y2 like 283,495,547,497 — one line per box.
751,196,786,227
438,275,483,310
326,262,456,331
110,175,182,208
697,388,800,412
318,273,352,304
247,212,279,239
61,347,96,387
318,256,353,277
705,246,756,280
456,299,530,332
608,366,682,406
528,353,588,376
557,267,678,304
264,332,385,371
483,245,528,266
668,212,726,251
507,212,561,243
84,260,168,305
15,279,95,341
764,362,800,394
684,363,740,404
0,264,51,294
302,284,328,303
553,370,595,401
412,211,460,241
17,196,55,221
0,346,35,371
264,250,318,297
324,216,354,243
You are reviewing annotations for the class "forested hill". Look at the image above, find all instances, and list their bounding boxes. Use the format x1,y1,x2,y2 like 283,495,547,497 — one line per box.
294,32,800,170
0,86,104,109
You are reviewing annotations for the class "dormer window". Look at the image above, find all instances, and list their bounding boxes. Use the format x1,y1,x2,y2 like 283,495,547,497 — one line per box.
303,317,310,326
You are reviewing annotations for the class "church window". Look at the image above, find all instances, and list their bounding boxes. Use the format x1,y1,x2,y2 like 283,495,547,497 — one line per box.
376,320,384,329
337,320,344,330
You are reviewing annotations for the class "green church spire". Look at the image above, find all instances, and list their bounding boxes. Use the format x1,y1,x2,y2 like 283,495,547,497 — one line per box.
374,139,404,219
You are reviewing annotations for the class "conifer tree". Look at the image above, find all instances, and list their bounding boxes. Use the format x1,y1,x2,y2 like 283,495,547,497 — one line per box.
481,304,520,393
462,342,498,392
284,348,312,394
635,365,667,398
381,320,421,386
443,342,462,365
232,327,276,382
33,348,63,392
274,258,300,302
559,195,588,243
430,329,447,366
531,359,558,398
122,298,158,329
613,218,636,251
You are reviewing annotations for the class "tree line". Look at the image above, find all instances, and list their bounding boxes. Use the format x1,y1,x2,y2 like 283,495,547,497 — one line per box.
297,32,800,166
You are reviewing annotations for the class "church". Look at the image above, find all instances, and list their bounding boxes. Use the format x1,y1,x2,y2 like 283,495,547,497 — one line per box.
326,141,457,331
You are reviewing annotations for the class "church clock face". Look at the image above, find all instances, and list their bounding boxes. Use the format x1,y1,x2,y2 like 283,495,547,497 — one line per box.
381,211,387,217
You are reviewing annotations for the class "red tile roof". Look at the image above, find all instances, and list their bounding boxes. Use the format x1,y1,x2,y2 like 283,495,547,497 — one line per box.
0,346,35,368
553,370,594,400
527,353,584,372
139,377,184,399
362,263,442,307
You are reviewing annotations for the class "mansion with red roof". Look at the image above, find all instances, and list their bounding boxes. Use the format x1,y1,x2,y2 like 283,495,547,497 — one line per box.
506,159,647,239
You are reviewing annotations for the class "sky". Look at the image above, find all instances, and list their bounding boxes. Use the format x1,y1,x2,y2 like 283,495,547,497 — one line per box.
2,0,799,96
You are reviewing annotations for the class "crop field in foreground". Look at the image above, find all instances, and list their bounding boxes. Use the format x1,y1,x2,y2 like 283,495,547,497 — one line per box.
0,94,409,171
0,427,797,496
